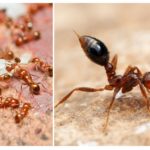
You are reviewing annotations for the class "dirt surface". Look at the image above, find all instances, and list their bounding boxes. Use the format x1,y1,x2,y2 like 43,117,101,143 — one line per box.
54,4,150,146
0,4,52,146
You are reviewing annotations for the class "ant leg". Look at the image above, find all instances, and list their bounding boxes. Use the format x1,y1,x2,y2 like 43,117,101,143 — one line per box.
30,73,39,79
38,82,47,89
111,54,118,71
137,80,150,111
146,88,150,94
123,66,143,77
55,85,113,108
37,82,48,93
123,65,133,76
132,66,142,76
18,83,27,100
103,87,120,132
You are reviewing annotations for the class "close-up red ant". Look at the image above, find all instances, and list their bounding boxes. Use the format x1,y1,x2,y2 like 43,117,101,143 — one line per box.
55,33,150,131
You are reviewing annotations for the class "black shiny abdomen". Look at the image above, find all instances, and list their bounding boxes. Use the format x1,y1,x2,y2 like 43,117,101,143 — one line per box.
79,36,109,66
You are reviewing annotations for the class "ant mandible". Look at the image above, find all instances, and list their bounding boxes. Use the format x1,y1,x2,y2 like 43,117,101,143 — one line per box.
55,32,150,131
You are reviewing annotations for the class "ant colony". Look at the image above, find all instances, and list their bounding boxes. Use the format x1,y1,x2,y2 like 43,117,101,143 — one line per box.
55,32,150,131
0,4,53,124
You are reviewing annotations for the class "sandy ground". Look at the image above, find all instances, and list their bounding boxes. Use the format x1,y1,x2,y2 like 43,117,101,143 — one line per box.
54,4,150,146
0,4,52,146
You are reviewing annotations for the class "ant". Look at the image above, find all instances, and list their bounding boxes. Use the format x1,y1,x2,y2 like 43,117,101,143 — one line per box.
0,73,11,82
0,8,41,46
0,47,21,63
14,102,31,123
55,32,150,131
14,28,41,46
30,57,53,77
0,97,20,109
5,63,40,95
0,48,14,60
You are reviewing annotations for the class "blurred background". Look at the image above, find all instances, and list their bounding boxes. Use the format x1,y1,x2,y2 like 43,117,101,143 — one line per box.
55,4,150,146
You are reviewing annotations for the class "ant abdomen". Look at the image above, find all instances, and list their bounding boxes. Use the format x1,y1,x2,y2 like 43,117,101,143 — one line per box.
78,35,109,66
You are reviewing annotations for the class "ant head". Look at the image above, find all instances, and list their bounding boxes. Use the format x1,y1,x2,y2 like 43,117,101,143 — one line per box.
31,83,40,95
33,31,41,40
74,32,109,66
23,103,32,109
31,57,40,63
142,72,150,89
14,57,21,63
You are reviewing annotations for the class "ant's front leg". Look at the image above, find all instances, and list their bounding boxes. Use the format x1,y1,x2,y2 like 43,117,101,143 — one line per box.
55,85,113,108
19,82,27,98
103,87,121,132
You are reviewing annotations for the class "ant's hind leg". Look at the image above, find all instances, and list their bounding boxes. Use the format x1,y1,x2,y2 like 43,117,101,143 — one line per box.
138,80,150,111
103,87,120,132
123,65,133,76
123,66,143,76
55,85,113,108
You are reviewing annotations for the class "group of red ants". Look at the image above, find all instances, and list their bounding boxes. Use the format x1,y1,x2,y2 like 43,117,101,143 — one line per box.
0,4,52,124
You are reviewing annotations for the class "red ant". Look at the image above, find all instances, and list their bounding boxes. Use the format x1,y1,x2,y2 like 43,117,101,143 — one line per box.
0,97,20,109
0,48,14,60
31,57,53,77
0,73,11,82
5,63,40,95
55,32,150,131
0,47,21,63
15,102,31,123
0,8,41,46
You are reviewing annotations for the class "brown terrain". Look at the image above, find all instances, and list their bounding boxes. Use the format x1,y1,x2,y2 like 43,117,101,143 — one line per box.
55,4,150,146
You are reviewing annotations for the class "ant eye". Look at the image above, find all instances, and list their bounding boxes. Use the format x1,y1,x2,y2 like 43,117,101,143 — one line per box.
79,36,109,66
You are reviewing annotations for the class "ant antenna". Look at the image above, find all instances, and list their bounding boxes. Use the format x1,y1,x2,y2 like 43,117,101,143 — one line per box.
73,30,80,39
